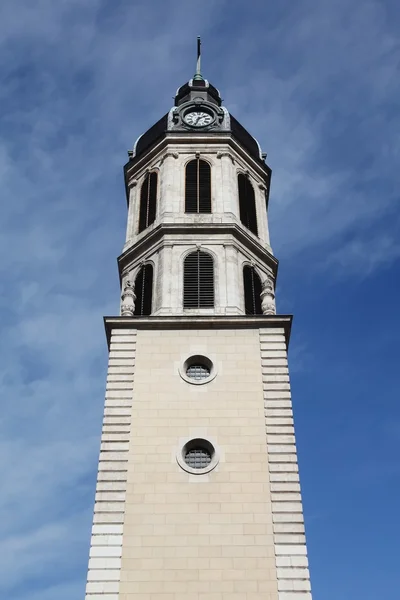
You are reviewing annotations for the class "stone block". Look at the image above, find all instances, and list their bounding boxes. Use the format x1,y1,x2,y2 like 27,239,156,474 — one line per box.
272,513,304,524
272,502,303,513
93,512,124,524
276,567,310,579
104,407,131,417
97,471,128,482
277,595,312,600
85,594,119,600
273,523,305,534
278,579,311,592
275,555,309,568
99,452,129,462
86,581,119,593
86,568,121,581
274,533,306,544
101,442,130,452
269,472,299,482
88,557,122,570
95,491,126,502
271,492,301,502
91,535,123,547
267,435,296,445
275,544,307,556
96,481,127,493
92,524,123,535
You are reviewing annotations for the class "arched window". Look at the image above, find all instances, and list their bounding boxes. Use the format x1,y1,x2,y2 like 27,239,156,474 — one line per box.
134,264,153,316
243,266,262,315
183,250,214,308
238,174,258,236
138,172,157,232
185,158,211,213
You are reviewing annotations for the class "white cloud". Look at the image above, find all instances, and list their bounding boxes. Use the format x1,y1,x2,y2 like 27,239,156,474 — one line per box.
322,232,400,277
0,0,399,597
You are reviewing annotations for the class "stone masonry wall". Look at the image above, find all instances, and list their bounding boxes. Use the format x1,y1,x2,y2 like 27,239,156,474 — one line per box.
84,323,312,600
118,327,279,600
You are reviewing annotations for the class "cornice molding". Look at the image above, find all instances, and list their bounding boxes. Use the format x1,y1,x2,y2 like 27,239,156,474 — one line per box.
117,222,278,280
104,314,293,349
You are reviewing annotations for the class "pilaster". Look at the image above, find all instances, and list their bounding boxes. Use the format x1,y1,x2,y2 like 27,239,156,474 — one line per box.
85,328,137,600
260,328,312,600
124,181,138,247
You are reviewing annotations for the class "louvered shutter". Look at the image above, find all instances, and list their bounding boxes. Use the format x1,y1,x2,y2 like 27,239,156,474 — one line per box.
185,159,211,213
238,174,258,236
183,251,214,308
138,172,157,232
134,264,153,316
243,266,262,315
147,172,157,225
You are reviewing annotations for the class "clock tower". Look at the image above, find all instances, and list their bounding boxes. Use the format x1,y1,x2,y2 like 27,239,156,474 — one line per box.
84,45,313,600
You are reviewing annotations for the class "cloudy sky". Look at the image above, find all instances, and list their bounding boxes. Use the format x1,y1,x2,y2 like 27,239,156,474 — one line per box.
1,0,399,598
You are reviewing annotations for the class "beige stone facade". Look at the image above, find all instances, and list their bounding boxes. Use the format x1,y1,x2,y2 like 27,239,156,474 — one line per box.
85,318,311,600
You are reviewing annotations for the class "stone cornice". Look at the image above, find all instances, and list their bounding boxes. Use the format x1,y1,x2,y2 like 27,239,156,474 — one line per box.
104,314,293,349
118,222,279,280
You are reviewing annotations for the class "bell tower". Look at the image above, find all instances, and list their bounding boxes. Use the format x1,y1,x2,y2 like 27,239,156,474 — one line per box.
85,41,313,600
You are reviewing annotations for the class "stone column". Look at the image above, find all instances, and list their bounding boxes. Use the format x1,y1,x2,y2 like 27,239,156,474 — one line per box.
120,280,136,317
125,180,138,245
261,275,276,315
224,244,241,314
258,183,271,246
160,152,179,217
217,151,236,215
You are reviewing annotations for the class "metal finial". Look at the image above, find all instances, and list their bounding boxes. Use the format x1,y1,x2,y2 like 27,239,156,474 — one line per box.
193,36,203,81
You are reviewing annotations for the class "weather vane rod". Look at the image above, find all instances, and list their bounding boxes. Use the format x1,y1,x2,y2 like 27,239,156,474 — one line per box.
193,36,203,81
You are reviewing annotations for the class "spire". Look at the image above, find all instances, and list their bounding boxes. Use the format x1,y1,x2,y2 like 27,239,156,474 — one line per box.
193,36,203,81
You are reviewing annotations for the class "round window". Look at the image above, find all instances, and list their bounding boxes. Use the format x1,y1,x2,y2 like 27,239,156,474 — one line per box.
179,355,216,385
176,438,219,474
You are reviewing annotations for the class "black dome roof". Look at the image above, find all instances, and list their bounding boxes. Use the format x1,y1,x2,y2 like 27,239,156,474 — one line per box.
175,79,222,107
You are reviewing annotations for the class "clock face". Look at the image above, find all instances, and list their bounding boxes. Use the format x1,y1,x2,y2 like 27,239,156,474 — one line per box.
184,111,214,127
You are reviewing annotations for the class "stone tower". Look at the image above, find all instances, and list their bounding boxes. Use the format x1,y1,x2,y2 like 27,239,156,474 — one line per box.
84,53,313,600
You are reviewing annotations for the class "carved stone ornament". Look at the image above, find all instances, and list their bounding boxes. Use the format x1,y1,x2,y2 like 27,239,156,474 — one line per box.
260,275,276,315
120,280,136,317
159,152,179,166
216,151,235,164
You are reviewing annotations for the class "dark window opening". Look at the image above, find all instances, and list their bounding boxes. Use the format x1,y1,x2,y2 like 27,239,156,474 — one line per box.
185,159,211,213
243,266,262,315
185,447,212,469
183,250,214,308
186,364,210,381
238,174,258,235
134,264,153,316
138,172,157,232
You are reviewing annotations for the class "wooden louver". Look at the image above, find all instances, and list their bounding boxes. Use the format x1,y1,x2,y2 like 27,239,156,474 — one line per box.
183,250,214,308
238,174,258,236
134,264,153,316
243,265,262,315
185,159,211,213
138,172,157,232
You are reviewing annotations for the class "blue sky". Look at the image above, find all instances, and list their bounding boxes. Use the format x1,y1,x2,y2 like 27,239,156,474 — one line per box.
1,0,399,598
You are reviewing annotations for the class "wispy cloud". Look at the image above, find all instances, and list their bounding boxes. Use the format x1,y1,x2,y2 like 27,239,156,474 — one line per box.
1,1,399,598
